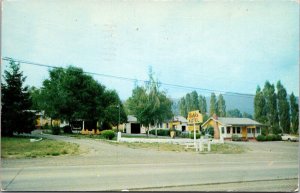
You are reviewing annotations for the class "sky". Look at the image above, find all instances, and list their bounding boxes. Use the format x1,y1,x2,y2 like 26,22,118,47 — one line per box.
2,0,299,100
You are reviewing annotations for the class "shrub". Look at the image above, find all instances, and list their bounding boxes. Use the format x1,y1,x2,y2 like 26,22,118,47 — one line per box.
232,135,242,141
149,129,169,136
190,133,200,139
180,132,190,138
206,126,214,137
175,130,182,136
256,135,266,141
52,126,61,135
51,152,60,156
101,130,115,140
149,130,155,135
63,126,72,134
266,134,281,141
274,134,282,141
266,134,274,141
261,128,268,136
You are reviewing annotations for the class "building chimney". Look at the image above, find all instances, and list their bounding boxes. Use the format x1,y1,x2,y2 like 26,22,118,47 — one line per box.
213,113,218,120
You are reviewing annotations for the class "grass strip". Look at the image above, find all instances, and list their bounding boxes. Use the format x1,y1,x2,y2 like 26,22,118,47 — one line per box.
1,136,80,159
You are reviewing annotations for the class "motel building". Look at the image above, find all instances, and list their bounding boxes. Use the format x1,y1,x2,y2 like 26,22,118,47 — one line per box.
201,115,263,140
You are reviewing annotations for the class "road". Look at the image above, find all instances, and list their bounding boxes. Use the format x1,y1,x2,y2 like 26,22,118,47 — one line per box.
1,133,299,191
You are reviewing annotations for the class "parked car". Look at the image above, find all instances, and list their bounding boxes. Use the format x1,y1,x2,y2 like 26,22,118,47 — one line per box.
281,134,299,142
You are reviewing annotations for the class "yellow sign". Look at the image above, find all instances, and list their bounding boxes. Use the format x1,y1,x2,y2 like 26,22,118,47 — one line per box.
187,110,203,124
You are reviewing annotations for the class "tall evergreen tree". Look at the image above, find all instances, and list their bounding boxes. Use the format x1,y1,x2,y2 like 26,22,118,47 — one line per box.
263,81,279,134
179,97,188,117
217,94,226,117
276,81,290,133
290,92,299,134
209,93,217,116
199,95,207,114
1,61,35,136
254,86,267,123
190,91,199,111
185,93,192,113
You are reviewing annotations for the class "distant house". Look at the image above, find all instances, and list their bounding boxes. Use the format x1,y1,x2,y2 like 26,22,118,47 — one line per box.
125,115,143,134
34,111,64,128
162,116,188,132
201,115,263,140
125,115,189,134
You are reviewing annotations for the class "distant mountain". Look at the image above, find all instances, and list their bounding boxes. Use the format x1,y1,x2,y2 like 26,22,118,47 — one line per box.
217,94,254,115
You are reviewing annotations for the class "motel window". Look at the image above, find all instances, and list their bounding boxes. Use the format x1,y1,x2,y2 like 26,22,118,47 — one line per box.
247,128,252,134
221,127,224,134
256,127,261,134
233,127,236,134
227,127,231,134
237,127,241,134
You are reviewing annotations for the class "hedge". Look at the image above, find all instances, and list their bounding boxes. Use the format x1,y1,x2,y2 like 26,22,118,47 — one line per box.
232,135,242,141
256,135,267,141
256,134,281,141
63,126,72,134
149,129,170,136
190,133,201,139
52,126,61,135
101,130,115,140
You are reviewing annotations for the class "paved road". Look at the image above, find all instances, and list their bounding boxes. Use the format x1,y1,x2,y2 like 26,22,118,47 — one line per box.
1,133,299,191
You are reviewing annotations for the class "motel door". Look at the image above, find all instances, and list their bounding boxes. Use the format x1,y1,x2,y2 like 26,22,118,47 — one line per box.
242,127,247,138
252,128,256,138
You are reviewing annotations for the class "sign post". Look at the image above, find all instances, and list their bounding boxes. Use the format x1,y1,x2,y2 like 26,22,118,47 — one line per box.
187,110,203,149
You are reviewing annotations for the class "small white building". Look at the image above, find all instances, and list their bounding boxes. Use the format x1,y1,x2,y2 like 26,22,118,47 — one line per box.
125,115,146,134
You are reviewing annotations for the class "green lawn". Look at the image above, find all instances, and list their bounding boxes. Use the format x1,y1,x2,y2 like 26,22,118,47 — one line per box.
1,136,81,159
107,141,247,154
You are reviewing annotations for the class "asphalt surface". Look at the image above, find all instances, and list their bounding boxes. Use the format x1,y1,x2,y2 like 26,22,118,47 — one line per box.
1,132,299,191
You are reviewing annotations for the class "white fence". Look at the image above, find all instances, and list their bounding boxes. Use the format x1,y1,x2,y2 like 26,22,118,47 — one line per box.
117,132,224,145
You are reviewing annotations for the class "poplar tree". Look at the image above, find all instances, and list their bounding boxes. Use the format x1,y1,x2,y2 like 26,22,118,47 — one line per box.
185,93,192,113
190,91,199,111
263,81,279,134
217,94,226,117
276,81,290,133
254,86,267,123
209,93,217,116
179,97,188,117
290,93,299,134
199,95,207,114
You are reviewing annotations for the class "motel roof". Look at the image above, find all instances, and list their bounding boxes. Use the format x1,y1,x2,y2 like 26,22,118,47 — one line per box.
217,117,263,126
202,117,263,127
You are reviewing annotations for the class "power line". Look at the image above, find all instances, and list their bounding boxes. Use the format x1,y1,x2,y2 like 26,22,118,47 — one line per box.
2,57,255,98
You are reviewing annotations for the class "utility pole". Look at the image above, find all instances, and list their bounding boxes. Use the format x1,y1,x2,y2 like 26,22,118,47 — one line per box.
117,104,120,132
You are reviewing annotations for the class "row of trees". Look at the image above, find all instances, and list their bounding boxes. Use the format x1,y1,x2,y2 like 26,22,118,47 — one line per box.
124,69,173,135
209,93,226,117
1,61,127,136
179,91,207,118
254,80,299,134
178,91,227,119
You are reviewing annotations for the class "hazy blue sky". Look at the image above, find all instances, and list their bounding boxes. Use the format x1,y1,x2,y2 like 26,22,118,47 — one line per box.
2,0,299,100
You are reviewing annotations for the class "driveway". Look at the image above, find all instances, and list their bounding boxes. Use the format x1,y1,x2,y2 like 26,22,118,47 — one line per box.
1,133,298,191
